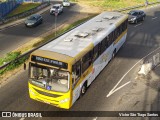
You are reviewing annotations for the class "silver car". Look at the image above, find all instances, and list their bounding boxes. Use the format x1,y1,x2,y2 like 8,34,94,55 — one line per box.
50,4,63,15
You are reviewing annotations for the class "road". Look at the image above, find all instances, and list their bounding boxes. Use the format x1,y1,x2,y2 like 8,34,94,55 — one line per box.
1,4,160,120
0,2,78,57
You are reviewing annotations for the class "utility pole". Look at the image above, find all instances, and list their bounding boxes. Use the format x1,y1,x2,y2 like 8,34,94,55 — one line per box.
54,9,58,37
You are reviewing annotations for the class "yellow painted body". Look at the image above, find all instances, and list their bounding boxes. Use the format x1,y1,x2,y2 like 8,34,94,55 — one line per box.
28,43,94,109
29,83,71,109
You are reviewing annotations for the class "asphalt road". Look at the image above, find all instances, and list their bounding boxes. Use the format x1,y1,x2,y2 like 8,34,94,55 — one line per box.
0,2,78,57
1,5,160,120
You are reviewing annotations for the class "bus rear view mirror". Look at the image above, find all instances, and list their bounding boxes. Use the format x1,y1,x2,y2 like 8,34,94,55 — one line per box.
24,63,26,70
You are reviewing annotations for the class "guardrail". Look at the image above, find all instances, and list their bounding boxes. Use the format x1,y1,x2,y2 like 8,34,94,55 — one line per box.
0,2,50,25
138,47,160,76
1,1,160,72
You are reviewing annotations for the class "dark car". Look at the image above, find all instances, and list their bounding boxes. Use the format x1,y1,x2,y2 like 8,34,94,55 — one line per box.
128,10,146,24
25,14,43,27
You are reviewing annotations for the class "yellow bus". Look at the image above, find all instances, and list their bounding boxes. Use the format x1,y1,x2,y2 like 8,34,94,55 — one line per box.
28,12,128,109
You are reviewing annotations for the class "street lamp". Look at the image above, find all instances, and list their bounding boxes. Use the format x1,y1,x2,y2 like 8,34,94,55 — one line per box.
54,9,58,37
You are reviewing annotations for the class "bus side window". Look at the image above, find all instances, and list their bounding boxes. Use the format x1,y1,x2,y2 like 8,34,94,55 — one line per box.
117,26,121,37
109,32,114,44
107,35,112,46
98,42,102,55
105,36,108,48
101,39,106,53
121,20,127,33
72,61,81,88
82,51,92,73
112,30,116,42
120,24,123,34
93,44,99,61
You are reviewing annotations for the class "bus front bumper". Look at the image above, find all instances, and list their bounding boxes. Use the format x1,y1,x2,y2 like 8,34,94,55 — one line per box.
28,83,71,109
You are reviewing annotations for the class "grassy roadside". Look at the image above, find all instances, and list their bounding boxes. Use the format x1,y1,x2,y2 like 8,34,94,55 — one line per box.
0,52,27,75
7,3,41,17
0,14,96,79
71,0,158,11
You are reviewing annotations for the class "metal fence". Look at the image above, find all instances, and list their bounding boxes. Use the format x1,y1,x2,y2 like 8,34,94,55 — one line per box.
0,0,50,22
0,0,23,18
0,2,50,25
143,47,160,69
23,0,49,2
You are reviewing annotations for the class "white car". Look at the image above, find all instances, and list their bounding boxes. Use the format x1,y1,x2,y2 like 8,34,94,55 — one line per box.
50,4,63,15
63,0,71,7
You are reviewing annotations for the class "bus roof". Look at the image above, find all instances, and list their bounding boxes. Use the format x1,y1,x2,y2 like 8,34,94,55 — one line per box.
39,12,128,58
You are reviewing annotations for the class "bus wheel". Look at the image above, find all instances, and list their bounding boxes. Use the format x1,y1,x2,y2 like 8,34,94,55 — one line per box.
80,83,87,97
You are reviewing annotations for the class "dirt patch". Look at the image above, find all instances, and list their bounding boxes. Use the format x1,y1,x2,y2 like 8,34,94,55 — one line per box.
72,3,103,13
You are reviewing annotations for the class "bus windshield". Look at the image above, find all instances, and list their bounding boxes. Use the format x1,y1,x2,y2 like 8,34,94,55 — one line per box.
29,63,69,92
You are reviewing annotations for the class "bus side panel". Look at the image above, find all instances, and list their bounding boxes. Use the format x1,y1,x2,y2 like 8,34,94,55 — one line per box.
114,32,127,53
72,70,94,106
72,85,81,105
101,45,113,70
87,66,99,87
93,45,113,81
93,58,102,80
91,32,128,84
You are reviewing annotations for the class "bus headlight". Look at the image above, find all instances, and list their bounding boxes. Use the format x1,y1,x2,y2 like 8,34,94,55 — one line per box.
60,98,69,103
29,88,35,95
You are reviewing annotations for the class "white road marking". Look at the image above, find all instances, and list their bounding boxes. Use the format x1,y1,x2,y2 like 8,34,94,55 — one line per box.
19,118,25,120
152,17,157,20
106,46,160,97
93,117,98,120
107,81,131,97
134,23,142,27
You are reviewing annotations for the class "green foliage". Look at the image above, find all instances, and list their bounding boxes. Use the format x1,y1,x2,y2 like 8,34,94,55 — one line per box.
0,52,20,66
72,0,158,10
0,52,28,75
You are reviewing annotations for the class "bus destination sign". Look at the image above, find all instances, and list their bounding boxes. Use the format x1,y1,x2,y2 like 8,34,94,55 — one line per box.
31,55,68,69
